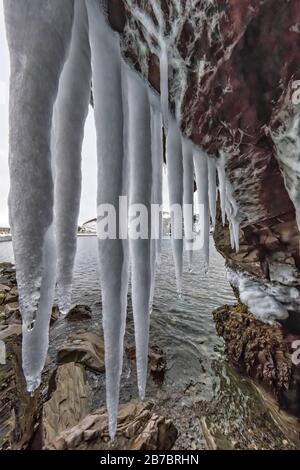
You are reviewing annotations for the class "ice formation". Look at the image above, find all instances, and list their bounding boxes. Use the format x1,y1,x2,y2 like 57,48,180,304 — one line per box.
193,149,210,269
87,0,130,439
4,0,74,390
272,111,300,231
227,268,289,324
4,0,251,440
182,137,194,268
166,116,184,294
125,64,152,401
54,0,91,315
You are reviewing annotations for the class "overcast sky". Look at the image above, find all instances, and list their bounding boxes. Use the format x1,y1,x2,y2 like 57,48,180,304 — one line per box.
0,2,172,228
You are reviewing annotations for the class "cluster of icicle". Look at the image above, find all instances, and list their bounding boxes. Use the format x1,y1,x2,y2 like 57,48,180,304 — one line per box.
4,0,239,439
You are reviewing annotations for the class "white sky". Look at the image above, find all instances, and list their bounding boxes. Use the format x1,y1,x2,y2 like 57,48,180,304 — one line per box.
0,2,172,228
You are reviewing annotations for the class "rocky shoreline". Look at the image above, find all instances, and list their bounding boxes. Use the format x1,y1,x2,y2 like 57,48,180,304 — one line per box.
0,262,177,450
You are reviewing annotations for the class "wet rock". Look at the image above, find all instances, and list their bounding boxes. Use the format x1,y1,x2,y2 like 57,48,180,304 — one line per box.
4,286,18,304
42,363,89,447
50,306,60,325
65,304,92,322
45,401,178,450
57,332,105,373
213,304,300,417
126,343,166,384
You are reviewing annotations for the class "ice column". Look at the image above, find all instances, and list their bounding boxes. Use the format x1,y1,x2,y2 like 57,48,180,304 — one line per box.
54,0,91,315
87,0,129,439
182,138,194,269
166,116,184,293
126,64,152,401
193,149,210,270
4,0,74,391
160,42,169,131
208,157,217,229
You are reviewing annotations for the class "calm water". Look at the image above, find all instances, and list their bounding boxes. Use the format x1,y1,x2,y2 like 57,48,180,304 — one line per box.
0,237,294,449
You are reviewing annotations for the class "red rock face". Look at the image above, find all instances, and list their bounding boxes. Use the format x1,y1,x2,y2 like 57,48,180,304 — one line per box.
111,0,300,324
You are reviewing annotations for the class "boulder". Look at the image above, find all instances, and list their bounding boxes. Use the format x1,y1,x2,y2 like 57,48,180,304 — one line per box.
45,401,177,450
126,343,166,384
42,363,89,446
65,305,92,322
57,332,105,373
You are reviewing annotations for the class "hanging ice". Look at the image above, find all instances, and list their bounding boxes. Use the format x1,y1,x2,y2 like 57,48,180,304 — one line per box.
166,116,184,293
182,137,194,269
160,42,169,131
4,0,74,391
54,0,92,315
193,149,210,270
217,154,226,226
87,0,129,439
149,91,163,309
208,157,217,229
125,63,152,401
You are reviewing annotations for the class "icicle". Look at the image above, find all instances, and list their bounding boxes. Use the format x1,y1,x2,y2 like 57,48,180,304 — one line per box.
193,149,210,270
216,154,226,226
125,64,152,401
166,116,184,294
160,41,169,131
87,0,129,440
182,138,194,270
4,0,74,391
207,157,217,229
54,0,91,315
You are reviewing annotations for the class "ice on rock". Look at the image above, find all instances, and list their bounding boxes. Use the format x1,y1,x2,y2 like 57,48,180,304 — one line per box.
182,138,194,269
193,149,210,270
4,0,74,391
125,64,152,400
54,0,91,315
208,157,217,229
166,116,184,293
227,268,289,324
87,0,129,439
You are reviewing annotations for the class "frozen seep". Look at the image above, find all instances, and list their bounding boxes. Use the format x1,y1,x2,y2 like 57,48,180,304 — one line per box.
182,138,194,269
4,0,74,391
272,111,300,231
54,0,91,315
87,0,129,439
166,116,184,294
160,41,169,131
193,149,210,270
125,65,152,402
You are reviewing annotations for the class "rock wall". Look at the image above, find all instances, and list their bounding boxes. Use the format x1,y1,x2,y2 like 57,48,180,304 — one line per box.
108,0,300,328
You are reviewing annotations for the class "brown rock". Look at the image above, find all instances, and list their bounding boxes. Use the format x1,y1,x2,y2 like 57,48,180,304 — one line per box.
42,363,89,447
126,343,166,384
45,401,177,450
65,305,92,322
57,332,105,373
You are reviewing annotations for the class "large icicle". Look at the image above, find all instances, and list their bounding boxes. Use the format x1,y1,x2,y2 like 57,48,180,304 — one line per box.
54,0,91,315
166,116,184,294
207,157,217,229
160,42,169,131
125,64,152,401
87,0,129,440
193,149,210,270
4,0,74,391
149,92,163,309
216,154,226,226
182,138,194,269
